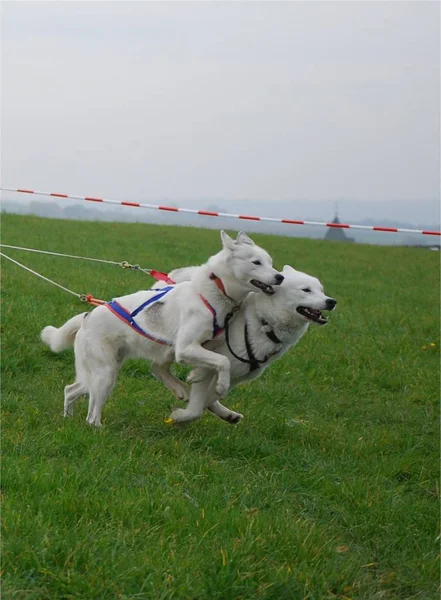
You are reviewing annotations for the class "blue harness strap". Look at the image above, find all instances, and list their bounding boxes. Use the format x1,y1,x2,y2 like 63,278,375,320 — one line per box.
106,286,174,346
130,286,174,317
106,285,226,346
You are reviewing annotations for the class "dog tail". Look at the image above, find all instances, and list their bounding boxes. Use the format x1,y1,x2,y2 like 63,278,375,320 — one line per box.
40,313,88,352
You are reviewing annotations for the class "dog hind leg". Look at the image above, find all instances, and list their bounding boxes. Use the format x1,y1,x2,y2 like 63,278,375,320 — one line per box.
86,365,118,427
151,363,189,400
64,381,87,417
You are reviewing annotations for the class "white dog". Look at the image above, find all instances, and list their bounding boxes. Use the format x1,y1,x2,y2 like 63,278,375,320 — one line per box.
41,231,283,426
167,265,337,424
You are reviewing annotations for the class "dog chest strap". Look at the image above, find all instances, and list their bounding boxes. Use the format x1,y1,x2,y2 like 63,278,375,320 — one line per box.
209,272,237,304
244,325,262,372
265,330,282,345
224,318,263,370
224,316,281,372
261,319,282,344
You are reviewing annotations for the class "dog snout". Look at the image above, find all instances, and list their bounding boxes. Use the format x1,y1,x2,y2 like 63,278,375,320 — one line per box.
326,298,337,310
274,273,284,285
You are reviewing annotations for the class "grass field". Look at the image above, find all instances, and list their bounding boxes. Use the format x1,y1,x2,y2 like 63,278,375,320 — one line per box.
1,213,440,600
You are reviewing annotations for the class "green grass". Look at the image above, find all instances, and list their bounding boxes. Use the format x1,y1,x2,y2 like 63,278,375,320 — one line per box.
1,213,440,600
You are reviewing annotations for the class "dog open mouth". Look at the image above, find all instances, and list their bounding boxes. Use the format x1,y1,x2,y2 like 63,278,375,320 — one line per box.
250,280,275,296
296,306,328,325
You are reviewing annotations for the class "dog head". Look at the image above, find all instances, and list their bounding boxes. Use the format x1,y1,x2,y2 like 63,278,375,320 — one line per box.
271,265,336,325
217,231,284,296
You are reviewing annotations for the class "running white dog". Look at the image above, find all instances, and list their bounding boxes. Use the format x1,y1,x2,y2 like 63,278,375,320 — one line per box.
41,231,283,426
167,265,336,424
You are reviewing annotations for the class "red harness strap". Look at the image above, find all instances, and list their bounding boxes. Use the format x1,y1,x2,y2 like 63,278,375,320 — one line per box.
209,272,236,302
199,294,224,338
149,270,176,285
199,273,239,337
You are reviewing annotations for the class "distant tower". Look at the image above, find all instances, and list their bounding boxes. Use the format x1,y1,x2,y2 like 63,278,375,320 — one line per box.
324,204,354,242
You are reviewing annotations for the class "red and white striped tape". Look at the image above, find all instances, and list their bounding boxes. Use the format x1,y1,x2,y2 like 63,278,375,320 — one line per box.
1,187,440,236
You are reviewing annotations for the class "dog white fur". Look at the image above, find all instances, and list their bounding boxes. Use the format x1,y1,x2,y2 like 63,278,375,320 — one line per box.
168,265,336,424
41,231,283,426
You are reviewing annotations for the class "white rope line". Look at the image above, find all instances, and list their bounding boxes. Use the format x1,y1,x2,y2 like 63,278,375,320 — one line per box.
1,244,121,265
0,244,150,274
1,252,82,299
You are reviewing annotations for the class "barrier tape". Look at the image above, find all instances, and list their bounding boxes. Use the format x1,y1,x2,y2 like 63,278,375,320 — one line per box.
1,187,440,236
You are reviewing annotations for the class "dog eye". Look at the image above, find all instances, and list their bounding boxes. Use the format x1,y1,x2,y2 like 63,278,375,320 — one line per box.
252,260,262,266
302,287,311,293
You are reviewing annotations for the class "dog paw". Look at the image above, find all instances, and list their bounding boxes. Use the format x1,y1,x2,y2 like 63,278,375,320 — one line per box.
169,408,202,423
173,382,190,401
169,408,185,422
223,411,243,425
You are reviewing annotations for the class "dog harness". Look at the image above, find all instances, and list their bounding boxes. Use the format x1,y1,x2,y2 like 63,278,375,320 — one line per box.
224,316,282,372
198,294,225,339
105,273,232,345
203,271,244,338
106,286,175,346
208,272,237,303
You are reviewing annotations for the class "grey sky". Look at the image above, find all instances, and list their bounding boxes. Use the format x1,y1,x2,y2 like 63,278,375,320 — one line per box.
2,1,440,223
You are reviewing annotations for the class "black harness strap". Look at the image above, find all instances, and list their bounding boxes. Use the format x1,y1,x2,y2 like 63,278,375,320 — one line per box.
244,324,262,372
261,318,282,345
224,315,282,372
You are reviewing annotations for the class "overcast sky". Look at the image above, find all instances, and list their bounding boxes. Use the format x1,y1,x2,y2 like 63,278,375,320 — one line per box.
2,1,440,223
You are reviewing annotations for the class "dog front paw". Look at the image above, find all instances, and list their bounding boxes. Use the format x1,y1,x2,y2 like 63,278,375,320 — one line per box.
169,407,202,423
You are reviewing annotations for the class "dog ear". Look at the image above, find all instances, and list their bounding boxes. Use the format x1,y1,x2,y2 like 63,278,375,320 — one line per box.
236,231,255,246
220,230,235,250
283,265,296,273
